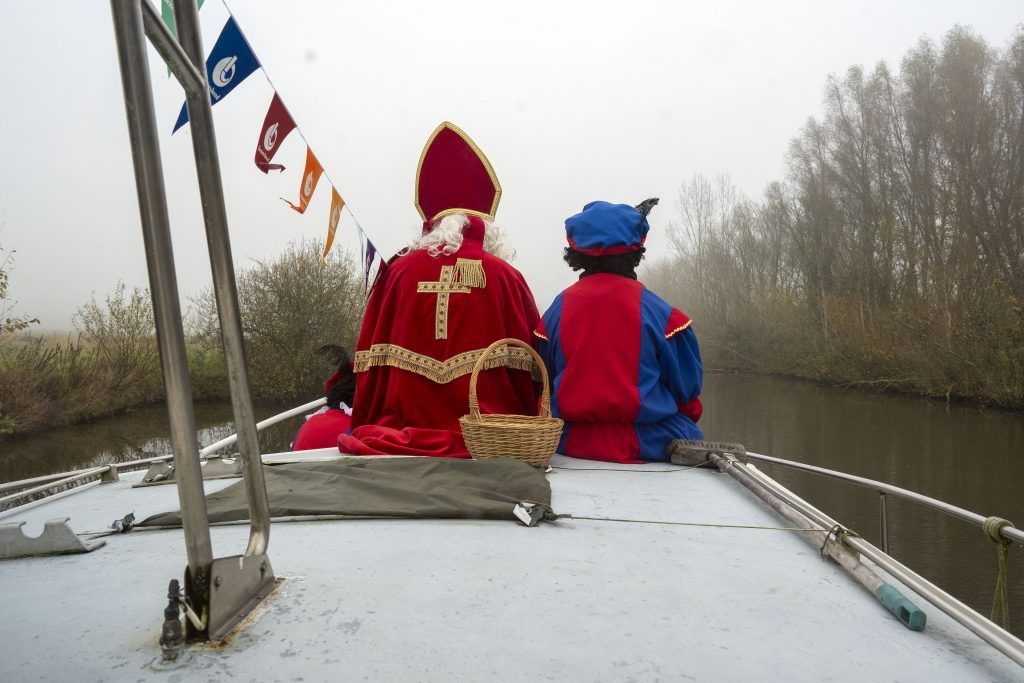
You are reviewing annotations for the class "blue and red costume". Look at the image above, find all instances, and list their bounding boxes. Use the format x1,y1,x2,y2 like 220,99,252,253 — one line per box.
534,201,703,463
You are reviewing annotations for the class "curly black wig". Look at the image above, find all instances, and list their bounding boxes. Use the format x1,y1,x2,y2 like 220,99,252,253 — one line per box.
317,344,357,409
562,246,646,279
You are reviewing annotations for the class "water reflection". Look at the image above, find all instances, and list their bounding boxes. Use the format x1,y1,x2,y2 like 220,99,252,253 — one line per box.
0,402,300,483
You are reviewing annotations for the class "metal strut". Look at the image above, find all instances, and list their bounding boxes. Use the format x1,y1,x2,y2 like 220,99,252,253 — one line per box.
109,0,274,642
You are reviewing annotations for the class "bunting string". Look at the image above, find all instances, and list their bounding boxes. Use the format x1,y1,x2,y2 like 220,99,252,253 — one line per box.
165,0,384,290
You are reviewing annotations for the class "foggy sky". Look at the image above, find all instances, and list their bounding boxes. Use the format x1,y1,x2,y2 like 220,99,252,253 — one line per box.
0,1,1018,329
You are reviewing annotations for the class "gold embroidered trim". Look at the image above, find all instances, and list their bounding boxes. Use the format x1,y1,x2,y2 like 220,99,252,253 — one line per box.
414,121,502,222
354,343,536,384
454,258,486,288
665,320,692,339
416,259,486,340
533,330,548,341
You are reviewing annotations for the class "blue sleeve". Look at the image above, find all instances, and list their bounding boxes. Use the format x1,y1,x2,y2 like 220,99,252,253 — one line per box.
532,333,551,387
660,326,702,405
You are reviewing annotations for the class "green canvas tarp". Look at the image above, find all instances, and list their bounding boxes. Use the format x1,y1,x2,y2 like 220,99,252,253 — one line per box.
139,457,551,527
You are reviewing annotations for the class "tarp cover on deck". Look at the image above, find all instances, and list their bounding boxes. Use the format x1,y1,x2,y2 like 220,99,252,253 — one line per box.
138,457,550,527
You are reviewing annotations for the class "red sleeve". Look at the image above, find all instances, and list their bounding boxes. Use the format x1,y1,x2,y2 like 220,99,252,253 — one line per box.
664,308,692,339
677,397,703,423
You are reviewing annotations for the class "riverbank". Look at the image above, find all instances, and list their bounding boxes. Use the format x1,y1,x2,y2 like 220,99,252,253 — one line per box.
0,329,230,438
693,306,1024,411
0,239,363,439
0,399,299,483
706,366,1024,417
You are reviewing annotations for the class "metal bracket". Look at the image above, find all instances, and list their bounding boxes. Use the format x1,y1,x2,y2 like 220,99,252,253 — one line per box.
0,517,105,560
134,458,242,488
668,439,748,467
187,554,276,642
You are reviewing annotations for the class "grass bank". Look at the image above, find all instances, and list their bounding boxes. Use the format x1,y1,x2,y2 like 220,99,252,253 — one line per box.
0,239,364,439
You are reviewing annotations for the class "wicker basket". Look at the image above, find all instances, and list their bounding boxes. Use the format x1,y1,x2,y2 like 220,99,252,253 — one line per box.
459,338,564,468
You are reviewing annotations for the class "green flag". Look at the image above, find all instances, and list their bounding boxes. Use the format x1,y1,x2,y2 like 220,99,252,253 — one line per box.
162,0,206,75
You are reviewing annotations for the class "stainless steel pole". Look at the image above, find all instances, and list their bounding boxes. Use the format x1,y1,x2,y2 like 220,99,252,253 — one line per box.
737,458,1024,667
109,0,213,577
0,397,326,495
710,455,927,631
745,450,1024,546
140,0,205,98
170,0,270,556
879,492,889,554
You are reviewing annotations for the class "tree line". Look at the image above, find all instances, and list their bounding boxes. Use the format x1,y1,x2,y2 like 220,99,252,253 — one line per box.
646,26,1024,407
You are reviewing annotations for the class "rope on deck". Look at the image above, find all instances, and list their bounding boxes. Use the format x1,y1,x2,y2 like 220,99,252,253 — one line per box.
550,461,715,473
551,513,818,533
818,523,860,559
983,516,1014,630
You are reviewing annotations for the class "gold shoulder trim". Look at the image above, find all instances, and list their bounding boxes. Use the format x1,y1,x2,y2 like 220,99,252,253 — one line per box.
353,343,535,384
665,320,692,339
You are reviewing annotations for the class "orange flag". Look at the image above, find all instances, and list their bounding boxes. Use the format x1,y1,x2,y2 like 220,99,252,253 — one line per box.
282,146,323,213
322,188,345,264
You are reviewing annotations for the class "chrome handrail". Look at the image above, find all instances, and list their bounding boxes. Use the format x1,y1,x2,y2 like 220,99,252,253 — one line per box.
0,467,110,510
0,398,328,497
165,0,272,559
110,0,213,581
728,457,1024,668
744,451,1024,546
0,398,327,507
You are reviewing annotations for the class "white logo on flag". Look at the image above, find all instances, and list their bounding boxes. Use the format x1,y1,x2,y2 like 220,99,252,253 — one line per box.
303,173,314,197
330,205,341,229
264,123,279,151
213,56,238,88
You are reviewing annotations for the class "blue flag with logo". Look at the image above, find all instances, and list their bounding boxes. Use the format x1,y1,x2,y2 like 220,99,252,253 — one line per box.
172,17,260,133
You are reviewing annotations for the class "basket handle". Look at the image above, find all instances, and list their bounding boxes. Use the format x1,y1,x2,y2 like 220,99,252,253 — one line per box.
467,338,552,421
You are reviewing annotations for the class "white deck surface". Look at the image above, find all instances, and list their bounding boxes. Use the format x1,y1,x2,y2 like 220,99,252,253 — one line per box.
0,453,1019,681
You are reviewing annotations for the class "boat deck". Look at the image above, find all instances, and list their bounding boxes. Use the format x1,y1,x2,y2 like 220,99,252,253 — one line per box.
0,453,1018,681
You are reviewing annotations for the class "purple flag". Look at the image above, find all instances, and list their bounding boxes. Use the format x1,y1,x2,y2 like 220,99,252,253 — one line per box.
363,240,378,293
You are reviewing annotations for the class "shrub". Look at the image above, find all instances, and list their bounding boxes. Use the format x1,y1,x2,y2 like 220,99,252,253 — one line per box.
190,239,364,400
74,283,162,401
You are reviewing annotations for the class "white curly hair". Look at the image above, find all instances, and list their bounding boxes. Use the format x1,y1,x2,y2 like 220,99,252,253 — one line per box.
405,212,516,262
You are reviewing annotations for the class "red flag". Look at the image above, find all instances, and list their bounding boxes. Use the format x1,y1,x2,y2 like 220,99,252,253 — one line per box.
322,188,345,264
282,146,323,213
255,94,296,173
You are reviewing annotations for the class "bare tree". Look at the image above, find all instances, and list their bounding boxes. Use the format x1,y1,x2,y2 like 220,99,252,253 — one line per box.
646,26,1024,406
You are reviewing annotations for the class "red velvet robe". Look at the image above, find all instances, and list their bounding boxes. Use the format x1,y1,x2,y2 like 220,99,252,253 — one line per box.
292,408,353,451
339,220,540,457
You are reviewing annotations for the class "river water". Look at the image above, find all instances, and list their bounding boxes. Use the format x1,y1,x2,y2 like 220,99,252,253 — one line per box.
1,374,1021,638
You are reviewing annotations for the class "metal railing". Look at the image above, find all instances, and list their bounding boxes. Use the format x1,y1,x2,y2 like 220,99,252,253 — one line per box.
743,450,1024,547
108,0,274,637
0,398,327,509
722,454,1024,667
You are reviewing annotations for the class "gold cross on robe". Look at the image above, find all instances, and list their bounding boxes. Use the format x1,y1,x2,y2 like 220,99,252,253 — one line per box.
416,259,486,340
